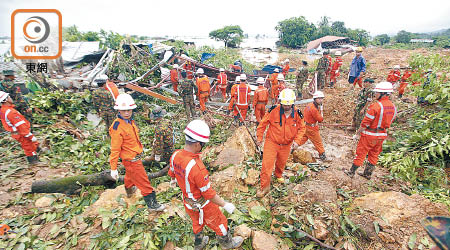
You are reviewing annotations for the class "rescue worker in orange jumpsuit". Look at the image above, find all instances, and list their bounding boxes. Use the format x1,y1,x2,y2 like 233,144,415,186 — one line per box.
109,93,165,212
228,74,251,122
269,68,280,104
276,74,287,100
345,82,397,179
195,68,210,114
216,68,228,101
298,91,328,161
329,51,343,88
168,120,243,250
398,67,412,98
256,89,306,197
324,50,332,86
387,65,401,85
281,59,290,76
184,60,195,79
253,77,269,125
170,64,180,92
0,91,40,165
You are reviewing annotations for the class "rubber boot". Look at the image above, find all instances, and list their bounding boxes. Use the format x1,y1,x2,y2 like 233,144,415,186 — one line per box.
194,232,209,250
319,152,327,161
27,155,39,165
143,191,165,212
344,164,359,178
358,163,375,180
218,233,244,250
125,186,136,198
256,186,270,198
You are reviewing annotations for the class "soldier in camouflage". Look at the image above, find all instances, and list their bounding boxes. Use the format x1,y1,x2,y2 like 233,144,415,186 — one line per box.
91,78,115,132
150,106,174,165
422,216,450,250
178,70,197,120
0,70,32,123
350,78,374,131
316,54,330,90
296,61,309,99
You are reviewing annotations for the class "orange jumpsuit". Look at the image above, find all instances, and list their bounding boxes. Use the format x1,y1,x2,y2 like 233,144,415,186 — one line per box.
330,57,343,84
298,102,325,154
387,70,401,84
253,86,269,123
170,68,179,92
325,55,332,83
269,73,279,99
109,117,154,196
257,105,306,189
169,149,228,236
354,96,396,166
184,62,194,79
105,80,119,100
228,82,251,121
282,64,290,76
217,72,228,100
196,76,210,112
399,70,412,96
0,104,38,156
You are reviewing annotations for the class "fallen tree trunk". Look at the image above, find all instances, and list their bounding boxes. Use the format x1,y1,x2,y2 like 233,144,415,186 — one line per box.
31,167,169,195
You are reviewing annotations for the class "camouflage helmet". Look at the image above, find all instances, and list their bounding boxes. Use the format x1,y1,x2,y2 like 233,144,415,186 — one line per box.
2,70,15,76
150,106,167,119
422,216,450,250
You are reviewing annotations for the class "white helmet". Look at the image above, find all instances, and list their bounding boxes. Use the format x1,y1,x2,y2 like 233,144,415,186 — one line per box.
99,74,108,81
235,76,240,83
0,91,9,102
279,89,296,105
394,65,400,70
196,68,204,74
313,91,325,99
173,64,179,69
114,93,137,110
373,82,394,93
335,51,342,56
277,74,285,81
240,74,247,81
184,119,210,143
274,68,280,73
285,59,290,63
256,77,265,84
219,68,225,72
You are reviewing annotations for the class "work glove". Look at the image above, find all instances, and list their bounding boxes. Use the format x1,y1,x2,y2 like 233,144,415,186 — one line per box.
170,178,177,188
352,134,359,140
223,202,236,214
155,155,161,162
31,136,37,142
110,169,119,181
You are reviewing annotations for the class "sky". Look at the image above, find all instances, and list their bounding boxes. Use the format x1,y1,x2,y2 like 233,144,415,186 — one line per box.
1,0,450,38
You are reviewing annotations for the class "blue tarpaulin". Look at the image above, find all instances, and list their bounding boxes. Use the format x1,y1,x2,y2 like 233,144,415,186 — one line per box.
261,65,295,74
201,53,215,63
148,43,154,55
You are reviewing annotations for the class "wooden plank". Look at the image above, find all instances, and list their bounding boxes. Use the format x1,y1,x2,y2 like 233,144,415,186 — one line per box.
125,83,179,104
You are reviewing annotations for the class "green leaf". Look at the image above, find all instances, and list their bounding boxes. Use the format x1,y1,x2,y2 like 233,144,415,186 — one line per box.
374,221,380,235
102,216,111,229
408,233,417,249
304,243,315,250
117,235,130,248
249,206,268,220
306,214,314,225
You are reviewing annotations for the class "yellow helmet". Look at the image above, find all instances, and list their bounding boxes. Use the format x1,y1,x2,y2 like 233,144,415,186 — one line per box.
279,89,296,105
355,47,363,52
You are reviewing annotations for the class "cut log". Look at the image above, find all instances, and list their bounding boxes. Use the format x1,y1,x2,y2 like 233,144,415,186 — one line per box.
31,167,169,195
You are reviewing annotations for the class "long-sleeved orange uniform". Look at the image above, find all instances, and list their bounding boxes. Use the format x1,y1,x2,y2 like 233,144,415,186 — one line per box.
387,70,401,84
282,64,290,76
196,76,210,111
298,102,325,154
228,82,251,120
330,57,343,83
353,96,396,166
257,105,306,189
216,72,228,99
105,80,120,100
1,104,38,156
269,73,279,99
170,69,179,92
399,70,412,95
169,149,228,236
253,86,269,123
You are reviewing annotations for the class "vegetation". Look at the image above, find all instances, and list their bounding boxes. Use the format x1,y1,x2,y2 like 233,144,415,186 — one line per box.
62,25,130,50
276,15,370,48
209,25,245,48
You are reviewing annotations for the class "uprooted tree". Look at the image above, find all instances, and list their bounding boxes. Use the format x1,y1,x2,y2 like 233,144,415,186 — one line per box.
209,25,244,48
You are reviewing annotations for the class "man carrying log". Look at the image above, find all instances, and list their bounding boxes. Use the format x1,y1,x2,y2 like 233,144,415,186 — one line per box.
0,91,40,165
168,120,243,250
109,93,165,212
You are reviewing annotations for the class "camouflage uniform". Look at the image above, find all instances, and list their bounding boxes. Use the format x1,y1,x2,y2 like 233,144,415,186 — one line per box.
153,119,174,164
0,78,32,123
352,86,373,128
91,88,115,131
178,78,197,119
422,216,450,250
316,57,329,90
296,67,309,98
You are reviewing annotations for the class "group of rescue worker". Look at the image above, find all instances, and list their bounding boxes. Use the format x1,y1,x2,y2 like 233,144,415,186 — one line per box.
0,45,409,250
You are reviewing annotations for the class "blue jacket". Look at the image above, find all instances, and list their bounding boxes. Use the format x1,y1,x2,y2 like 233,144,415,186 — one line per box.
349,55,366,77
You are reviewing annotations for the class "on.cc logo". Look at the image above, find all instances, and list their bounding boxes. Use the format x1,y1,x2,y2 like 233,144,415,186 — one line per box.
23,16,50,44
